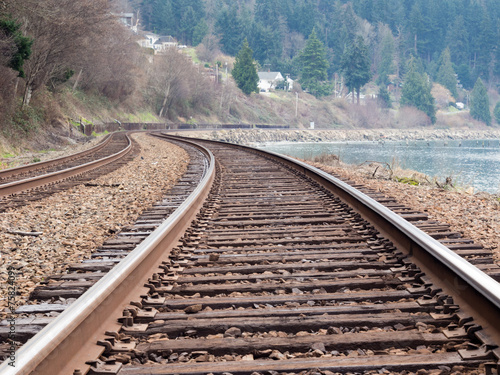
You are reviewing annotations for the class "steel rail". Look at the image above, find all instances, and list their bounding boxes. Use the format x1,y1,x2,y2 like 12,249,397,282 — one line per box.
165,135,500,343
0,133,130,198
0,138,215,374
0,133,113,180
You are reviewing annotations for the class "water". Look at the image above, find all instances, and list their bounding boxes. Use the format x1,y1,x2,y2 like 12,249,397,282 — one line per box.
258,139,500,194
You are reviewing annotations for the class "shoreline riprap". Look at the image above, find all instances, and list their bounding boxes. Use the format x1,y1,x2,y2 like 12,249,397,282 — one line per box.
177,128,500,145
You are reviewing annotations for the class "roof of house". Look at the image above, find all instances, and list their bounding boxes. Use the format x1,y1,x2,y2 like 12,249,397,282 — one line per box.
154,36,177,44
258,72,283,81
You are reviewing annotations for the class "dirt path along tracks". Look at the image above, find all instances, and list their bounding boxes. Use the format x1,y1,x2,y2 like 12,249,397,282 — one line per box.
2,134,500,374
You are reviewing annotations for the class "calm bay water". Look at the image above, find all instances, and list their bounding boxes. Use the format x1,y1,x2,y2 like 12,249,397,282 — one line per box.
258,139,500,194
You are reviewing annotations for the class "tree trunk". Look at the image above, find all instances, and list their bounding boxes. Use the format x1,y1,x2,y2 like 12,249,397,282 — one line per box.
13,77,19,101
22,85,32,108
357,89,360,105
159,84,171,118
72,69,83,91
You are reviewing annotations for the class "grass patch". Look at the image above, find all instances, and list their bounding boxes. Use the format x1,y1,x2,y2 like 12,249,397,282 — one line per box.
91,130,109,137
184,48,201,64
395,176,420,186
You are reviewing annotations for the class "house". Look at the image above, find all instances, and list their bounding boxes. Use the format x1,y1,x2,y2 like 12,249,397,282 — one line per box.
153,36,178,54
137,33,160,49
116,13,134,27
258,72,284,92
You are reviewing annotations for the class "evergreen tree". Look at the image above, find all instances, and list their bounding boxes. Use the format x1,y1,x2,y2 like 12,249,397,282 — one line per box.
232,39,259,95
400,57,436,123
341,36,372,104
470,78,491,125
0,15,32,78
298,29,331,98
436,48,457,98
215,6,245,56
445,15,469,66
456,64,474,90
180,6,198,44
192,19,209,46
150,0,175,35
377,85,391,108
377,28,395,86
494,101,500,124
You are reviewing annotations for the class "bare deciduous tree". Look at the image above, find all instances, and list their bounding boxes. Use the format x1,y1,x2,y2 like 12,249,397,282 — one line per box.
146,48,213,119
4,0,115,107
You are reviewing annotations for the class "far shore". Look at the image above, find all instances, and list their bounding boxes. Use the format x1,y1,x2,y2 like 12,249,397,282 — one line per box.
176,127,500,145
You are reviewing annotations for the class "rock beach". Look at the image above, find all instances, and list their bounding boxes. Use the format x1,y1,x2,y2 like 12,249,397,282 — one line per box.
179,128,500,145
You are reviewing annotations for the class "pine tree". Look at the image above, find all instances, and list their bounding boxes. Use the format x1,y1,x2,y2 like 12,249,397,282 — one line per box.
231,39,259,96
377,28,395,86
400,57,436,123
216,6,244,56
436,48,458,99
470,78,491,125
0,15,32,78
494,101,500,125
377,85,391,108
341,36,372,104
298,28,332,98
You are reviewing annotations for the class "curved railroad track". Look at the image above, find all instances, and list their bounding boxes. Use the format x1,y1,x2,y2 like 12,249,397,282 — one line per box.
0,132,136,212
2,134,500,375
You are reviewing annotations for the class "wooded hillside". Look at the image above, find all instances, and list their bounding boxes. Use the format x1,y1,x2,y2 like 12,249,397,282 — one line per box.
135,0,500,90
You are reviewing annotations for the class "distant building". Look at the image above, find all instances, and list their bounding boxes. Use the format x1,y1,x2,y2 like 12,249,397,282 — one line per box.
137,34,178,54
258,72,284,92
154,36,178,53
114,13,138,32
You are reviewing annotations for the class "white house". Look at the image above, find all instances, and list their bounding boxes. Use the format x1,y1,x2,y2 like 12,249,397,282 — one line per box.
258,72,284,92
137,33,160,49
153,36,178,53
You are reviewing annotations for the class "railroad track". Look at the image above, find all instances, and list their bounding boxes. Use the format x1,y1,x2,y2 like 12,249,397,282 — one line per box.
0,132,136,212
2,134,500,374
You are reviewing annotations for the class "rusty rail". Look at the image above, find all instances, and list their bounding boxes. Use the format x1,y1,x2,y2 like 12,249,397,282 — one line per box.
0,133,130,198
0,134,112,180
0,137,215,375
162,135,500,343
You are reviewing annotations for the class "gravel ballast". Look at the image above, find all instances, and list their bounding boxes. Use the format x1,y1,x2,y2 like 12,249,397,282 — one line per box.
0,133,189,315
307,160,500,265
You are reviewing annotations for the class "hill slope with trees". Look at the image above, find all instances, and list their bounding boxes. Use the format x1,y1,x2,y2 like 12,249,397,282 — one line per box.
1,0,499,155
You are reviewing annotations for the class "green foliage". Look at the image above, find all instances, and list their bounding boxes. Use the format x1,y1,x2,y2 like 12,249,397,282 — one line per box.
231,39,259,96
377,85,391,108
436,48,457,98
298,29,331,98
377,30,395,86
494,102,500,124
395,177,419,186
215,6,246,56
141,0,204,45
0,15,33,78
456,64,474,90
192,19,208,46
470,78,491,125
9,105,44,135
400,57,436,124
341,36,371,104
